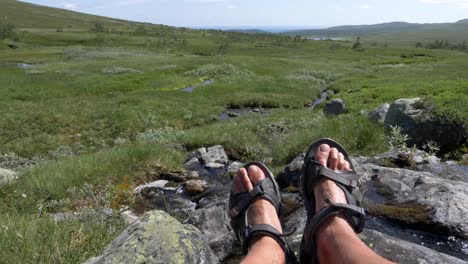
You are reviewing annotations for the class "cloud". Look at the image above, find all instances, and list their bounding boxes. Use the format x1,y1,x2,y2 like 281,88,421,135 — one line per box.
419,0,468,7
227,5,235,9
360,4,371,9
63,3,78,10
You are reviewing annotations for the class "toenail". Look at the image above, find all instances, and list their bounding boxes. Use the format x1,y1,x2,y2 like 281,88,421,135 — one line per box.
319,144,330,152
249,166,259,172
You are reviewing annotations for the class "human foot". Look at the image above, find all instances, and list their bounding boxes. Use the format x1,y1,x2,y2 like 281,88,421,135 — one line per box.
230,164,288,263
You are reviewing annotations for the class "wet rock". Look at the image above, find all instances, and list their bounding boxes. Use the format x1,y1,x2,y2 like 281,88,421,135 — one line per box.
227,111,240,117
184,180,208,196
84,210,217,264
0,168,17,187
187,190,236,262
369,103,390,123
184,157,200,167
277,153,305,189
227,162,243,178
160,171,198,182
357,163,468,239
324,99,346,115
284,207,465,264
360,229,466,264
205,162,225,169
384,98,467,153
102,67,142,74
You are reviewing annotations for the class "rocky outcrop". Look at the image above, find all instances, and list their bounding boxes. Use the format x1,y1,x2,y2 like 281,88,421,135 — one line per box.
0,168,17,187
369,103,389,123
185,145,229,167
384,98,466,153
324,99,346,115
84,210,217,264
356,162,468,239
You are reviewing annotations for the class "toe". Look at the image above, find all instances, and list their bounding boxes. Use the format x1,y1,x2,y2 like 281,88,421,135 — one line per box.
247,165,265,185
232,168,251,193
337,153,345,171
315,144,330,167
240,168,254,191
329,148,339,171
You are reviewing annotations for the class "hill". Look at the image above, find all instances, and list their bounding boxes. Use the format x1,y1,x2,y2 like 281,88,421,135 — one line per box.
287,20,468,46
0,0,148,29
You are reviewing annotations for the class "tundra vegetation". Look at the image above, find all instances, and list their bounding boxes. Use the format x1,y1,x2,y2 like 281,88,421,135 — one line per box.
0,0,467,263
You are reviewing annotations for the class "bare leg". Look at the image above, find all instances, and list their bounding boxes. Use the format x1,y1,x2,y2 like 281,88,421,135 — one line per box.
231,166,285,264
313,144,394,264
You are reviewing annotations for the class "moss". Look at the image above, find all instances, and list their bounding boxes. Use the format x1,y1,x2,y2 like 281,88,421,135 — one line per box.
366,202,432,224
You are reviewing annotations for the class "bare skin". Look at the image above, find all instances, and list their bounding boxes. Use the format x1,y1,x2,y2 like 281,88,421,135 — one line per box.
231,144,394,264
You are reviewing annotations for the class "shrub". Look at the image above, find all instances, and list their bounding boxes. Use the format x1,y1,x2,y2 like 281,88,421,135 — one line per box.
0,22,15,40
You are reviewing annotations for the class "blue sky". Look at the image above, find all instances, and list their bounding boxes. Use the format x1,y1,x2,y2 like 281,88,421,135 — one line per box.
21,0,468,28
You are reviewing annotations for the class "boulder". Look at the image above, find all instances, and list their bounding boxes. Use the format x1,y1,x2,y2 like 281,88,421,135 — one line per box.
227,162,243,178
324,99,346,115
184,180,208,196
0,168,17,187
356,163,468,239
277,153,305,189
384,98,466,153
368,103,390,123
202,145,229,164
84,210,217,264
205,162,225,169
284,207,466,264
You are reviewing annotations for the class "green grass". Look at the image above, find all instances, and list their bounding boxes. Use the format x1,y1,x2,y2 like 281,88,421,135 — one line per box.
0,1,467,263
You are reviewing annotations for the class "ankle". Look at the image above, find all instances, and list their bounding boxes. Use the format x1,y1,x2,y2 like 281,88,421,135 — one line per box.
248,236,285,262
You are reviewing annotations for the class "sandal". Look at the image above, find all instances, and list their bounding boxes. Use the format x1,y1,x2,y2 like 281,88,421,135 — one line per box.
229,162,298,263
299,139,366,264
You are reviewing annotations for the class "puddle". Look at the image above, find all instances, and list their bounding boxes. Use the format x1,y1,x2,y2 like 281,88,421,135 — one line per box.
311,91,329,109
184,163,231,185
181,80,213,93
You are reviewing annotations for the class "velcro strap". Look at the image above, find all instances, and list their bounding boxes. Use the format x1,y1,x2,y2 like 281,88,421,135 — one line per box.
243,224,286,253
318,167,358,188
229,185,265,217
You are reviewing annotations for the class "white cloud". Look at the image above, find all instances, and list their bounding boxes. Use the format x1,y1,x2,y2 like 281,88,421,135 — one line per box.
63,3,78,10
227,5,235,9
419,0,468,7
360,4,371,9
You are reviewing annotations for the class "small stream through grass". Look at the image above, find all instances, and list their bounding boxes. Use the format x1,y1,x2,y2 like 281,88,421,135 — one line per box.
181,80,213,92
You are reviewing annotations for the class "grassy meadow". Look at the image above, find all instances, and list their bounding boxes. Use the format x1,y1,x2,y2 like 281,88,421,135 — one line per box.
0,1,468,263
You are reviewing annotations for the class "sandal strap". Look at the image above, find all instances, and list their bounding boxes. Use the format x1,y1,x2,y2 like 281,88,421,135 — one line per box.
308,159,359,188
229,178,279,218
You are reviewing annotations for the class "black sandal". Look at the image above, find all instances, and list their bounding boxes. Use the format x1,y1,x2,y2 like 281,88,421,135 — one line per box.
229,162,299,264
299,139,366,264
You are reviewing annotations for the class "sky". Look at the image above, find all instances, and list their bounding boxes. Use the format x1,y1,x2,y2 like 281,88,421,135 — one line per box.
21,0,468,29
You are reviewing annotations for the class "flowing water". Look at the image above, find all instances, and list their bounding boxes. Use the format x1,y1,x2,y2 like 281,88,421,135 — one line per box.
181,80,213,93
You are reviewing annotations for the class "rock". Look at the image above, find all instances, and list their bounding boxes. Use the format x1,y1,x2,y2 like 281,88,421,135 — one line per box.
184,180,208,195
0,168,17,187
359,229,466,264
202,145,229,165
384,98,467,153
134,180,169,194
324,99,346,115
357,163,468,239
227,162,243,178
205,162,225,169
284,207,466,264
120,210,139,225
369,103,390,123
227,112,240,117
101,67,142,74
187,190,236,262
184,157,200,167
52,212,77,222
277,153,305,189
84,210,217,264
160,171,198,182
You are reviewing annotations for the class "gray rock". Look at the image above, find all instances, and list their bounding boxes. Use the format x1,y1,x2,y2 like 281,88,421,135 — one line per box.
102,67,142,74
84,210,217,264
368,103,390,123
187,191,236,262
227,162,243,178
284,207,465,264
134,180,169,194
184,180,208,195
277,153,305,189
120,210,139,225
0,168,17,187
202,145,229,165
184,157,200,167
227,112,240,117
384,98,467,153
205,162,225,169
357,163,468,239
324,99,346,115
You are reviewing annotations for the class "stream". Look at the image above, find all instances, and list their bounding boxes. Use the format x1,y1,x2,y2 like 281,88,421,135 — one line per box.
181,80,213,93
